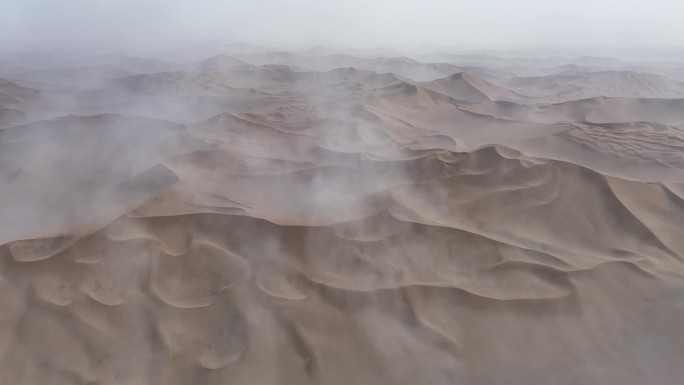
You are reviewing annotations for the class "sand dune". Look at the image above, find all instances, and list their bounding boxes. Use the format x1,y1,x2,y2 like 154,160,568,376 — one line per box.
1,48,684,385
180,54,251,72
0,77,39,104
65,53,167,74
505,70,684,101
422,72,530,102
235,51,507,81
459,96,684,125
7,65,137,89
0,107,28,125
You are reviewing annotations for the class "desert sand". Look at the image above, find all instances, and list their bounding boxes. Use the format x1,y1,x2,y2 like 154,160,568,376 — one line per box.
0,45,683,384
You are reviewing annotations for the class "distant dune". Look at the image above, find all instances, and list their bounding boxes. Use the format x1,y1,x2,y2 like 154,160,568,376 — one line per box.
422,72,530,102
182,53,250,71
505,70,684,100
0,77,39,103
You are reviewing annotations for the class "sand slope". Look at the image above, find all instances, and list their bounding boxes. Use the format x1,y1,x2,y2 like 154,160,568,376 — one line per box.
422,72,529,102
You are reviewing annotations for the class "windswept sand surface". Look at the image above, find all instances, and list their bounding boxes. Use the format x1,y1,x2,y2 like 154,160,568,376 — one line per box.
1,47,684,384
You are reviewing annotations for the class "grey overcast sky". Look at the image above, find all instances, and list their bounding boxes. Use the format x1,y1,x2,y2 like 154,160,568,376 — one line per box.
1,0,683,51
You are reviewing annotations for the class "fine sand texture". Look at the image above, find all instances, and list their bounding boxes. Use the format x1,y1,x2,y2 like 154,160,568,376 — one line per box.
1,47,684,385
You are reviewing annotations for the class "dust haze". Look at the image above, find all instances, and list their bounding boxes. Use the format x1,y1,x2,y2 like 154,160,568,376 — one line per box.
1,1,684,385
2,0,684,52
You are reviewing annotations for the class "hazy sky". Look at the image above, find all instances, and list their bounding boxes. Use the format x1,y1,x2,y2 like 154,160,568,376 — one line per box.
1,0,683,51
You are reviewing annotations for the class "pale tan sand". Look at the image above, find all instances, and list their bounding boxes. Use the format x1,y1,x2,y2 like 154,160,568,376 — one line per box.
0,49,684,385
422,72,530,102
504,70,684,101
